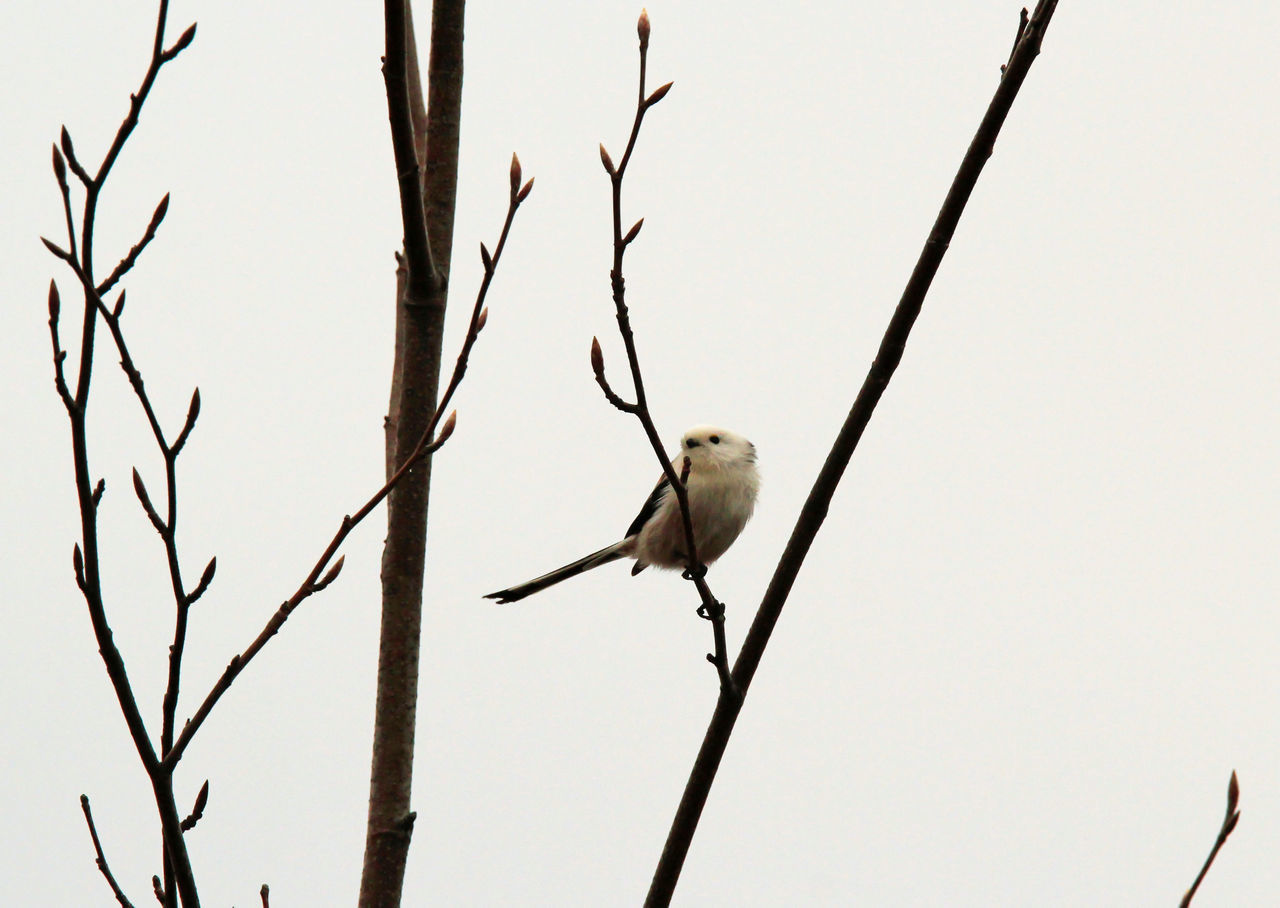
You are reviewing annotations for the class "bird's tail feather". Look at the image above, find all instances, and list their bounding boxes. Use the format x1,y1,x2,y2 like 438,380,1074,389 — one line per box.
484,541,629,603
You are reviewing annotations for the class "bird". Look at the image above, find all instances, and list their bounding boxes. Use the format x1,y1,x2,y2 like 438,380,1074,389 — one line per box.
484,425,759,603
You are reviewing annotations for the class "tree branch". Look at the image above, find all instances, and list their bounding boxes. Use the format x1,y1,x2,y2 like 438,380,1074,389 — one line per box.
592,10,733,692
80,795,136,908
1180,771,1241,907
645,3,1060,903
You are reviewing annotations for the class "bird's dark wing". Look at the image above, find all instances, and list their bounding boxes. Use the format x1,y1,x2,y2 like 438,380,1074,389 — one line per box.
625,475,670,538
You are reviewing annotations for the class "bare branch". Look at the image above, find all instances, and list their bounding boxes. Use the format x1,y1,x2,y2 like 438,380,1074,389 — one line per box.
80,795,136,908
97,193,170,296
382,0,438,302
646,3,1061,903
1180,771,1242,907
168,167,529,771
593,10,733,692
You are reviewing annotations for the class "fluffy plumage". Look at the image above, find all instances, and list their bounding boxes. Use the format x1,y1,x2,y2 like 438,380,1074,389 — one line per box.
484,426,759,603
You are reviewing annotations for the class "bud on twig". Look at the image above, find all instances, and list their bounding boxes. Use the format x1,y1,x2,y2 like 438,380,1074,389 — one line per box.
480,242,493,273
314,555,345,593
590,336,605,377
599,143,616,176
509,152,522,195
623,218,645,246
41,237,69,260
638,8,651,50
645,81,674,107
476,306,489,333
113,291,126,319
52,145,67,186
166,22,198,59
48,281,60,321
436,410,458,446
517,178,535,203
149,193,171,233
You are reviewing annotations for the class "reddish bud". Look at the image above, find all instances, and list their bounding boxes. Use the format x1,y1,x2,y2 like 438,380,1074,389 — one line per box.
48,281,60,321
476,306,489,332
509,152,522,194
1228,771,1240,813
646,81,674,107
599,144,615,175
638,8,651,48
623,218,644,245
517,178,534,203
480,242,493,272
590,337,608,380
437,410,458,444
150,193,171,232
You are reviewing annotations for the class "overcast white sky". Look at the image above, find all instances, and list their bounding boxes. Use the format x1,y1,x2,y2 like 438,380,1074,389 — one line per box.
4,1,1279,905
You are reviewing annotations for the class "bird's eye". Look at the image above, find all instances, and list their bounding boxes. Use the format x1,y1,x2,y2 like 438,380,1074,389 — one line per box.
709,435,720,444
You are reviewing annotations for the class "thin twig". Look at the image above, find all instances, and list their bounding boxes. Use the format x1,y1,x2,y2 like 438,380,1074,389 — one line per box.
382,0,438,302
1180,771,1241,907
644,3,1061,904
594,10,734,692
45,1,201,904
81,795,136,908
167,172,530,769
97,193,170,296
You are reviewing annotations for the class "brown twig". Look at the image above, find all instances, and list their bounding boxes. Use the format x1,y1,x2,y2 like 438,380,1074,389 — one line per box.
382,0,438,303
644,3,1060,904
593,10,733,692
1180,771,1241,907
168,165,529,770
44,2,201,905
179,780,209,832
260,884,270,907
81,795,136,908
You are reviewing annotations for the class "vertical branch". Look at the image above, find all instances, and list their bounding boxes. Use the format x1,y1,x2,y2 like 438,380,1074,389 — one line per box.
1180,772,1241,907
362,0,466,901
593,12,732,689
44,2,203,905
644,3,1060,904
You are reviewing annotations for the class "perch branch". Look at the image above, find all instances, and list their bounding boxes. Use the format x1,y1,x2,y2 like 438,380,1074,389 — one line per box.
80,795,136,908
594,10,733,691
644,3,1061,904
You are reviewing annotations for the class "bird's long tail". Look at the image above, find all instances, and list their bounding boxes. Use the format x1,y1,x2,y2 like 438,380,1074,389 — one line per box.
484,540,630,603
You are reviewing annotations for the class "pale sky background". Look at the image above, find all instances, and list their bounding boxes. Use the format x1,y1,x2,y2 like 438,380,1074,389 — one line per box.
3,1,1279,905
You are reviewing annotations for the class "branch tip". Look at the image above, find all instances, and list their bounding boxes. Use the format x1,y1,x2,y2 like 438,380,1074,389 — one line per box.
509,152,522,195
623,218,645,246
41,236,70,260
113,291,126,319
638,8,651,49
476,306,489,333
52,144,67,185
164,22,198,60
48,281,61,320
517,178,535,203
437,409,458,444
590,336,605,376
480,242,493,272
599,143,616,176
646,82,674,107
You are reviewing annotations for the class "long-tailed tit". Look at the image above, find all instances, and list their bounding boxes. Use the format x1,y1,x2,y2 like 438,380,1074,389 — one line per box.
484,426,759,603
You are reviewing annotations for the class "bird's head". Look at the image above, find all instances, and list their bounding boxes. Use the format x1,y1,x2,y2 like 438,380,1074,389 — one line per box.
679,425,756,470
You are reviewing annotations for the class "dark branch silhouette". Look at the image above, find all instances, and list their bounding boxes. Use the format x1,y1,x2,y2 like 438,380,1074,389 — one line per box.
591,10,734,692
80,795,136,908
644,3,1061,903
1180,771,1241,907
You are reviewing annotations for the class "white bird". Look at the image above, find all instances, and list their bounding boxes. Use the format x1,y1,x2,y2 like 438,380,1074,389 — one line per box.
485,425,760,603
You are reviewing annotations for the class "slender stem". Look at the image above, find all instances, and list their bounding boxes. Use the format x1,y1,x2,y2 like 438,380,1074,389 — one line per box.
1180,771,1241,907
80,795,137,908
645,3,1061,903
596,16,733,690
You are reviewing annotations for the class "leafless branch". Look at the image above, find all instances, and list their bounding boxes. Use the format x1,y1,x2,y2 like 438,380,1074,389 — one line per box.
644,3,1061,903
97,193,169,296
1180,771,1241,907
168,169,529,770
593,10,734,692
80,795,136,908
44,2,203,904
382,0,438,303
